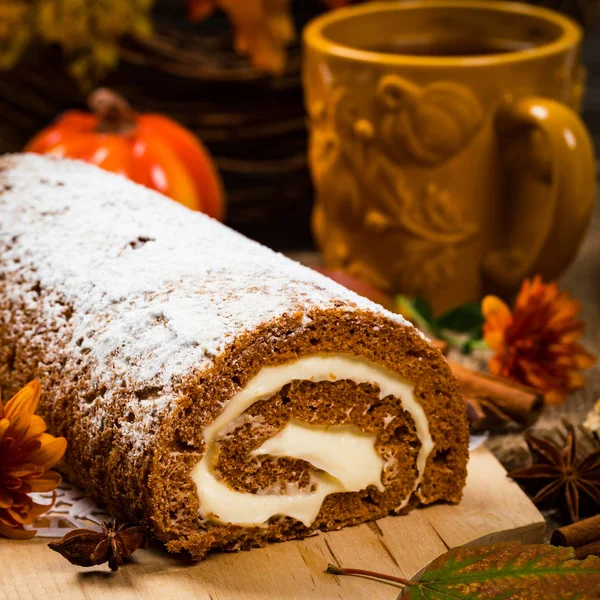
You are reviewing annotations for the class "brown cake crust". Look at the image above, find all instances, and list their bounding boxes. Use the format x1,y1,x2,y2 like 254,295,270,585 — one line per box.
0,154,469,560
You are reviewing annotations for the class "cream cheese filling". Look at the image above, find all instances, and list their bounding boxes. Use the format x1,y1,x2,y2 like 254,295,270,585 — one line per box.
190,354,432,527
255,420,384,491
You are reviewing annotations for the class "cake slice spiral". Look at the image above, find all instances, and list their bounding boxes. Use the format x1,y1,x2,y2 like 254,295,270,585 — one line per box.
0,154,469,558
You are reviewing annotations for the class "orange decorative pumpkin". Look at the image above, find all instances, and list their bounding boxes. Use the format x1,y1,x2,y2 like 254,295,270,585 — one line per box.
25,88,225,220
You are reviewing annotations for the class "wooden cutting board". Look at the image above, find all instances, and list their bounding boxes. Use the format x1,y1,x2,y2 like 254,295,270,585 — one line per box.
1,446,545,600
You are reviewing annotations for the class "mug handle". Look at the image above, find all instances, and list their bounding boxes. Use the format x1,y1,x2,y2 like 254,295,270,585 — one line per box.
483,96,596,290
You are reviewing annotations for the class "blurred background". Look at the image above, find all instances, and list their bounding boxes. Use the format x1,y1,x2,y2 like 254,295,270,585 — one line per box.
579,4,600,153
0,0,597,251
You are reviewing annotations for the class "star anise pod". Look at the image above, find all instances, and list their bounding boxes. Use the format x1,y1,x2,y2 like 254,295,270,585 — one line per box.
508,424,600,523
48,521,148,571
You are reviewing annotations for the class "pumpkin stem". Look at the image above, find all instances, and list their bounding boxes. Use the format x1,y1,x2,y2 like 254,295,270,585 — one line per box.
88,88,136,134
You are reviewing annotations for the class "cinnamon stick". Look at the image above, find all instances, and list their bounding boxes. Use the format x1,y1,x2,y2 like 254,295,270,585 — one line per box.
450,362,543,428
551,515,600,548
464,395,512,432
573,541,600,560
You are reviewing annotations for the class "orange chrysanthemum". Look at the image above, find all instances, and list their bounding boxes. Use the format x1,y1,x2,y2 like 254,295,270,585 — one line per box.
0,381,66,539
188,0,295,73
186,0,356,72
482,277,596,405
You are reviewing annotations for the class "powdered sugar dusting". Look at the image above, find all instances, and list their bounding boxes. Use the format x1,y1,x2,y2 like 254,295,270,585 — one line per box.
0,154,415,456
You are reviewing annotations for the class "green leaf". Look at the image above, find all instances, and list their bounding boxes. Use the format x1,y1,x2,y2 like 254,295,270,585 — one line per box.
395,295,437,333
400,543,600,599
437,302,484,334
413,297,434,324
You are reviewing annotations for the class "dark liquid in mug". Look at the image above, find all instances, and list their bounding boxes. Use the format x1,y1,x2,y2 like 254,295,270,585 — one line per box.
368,38,535,57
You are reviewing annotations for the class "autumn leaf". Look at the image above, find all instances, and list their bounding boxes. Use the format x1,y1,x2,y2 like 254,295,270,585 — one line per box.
327,543,600,599
404,543,600,599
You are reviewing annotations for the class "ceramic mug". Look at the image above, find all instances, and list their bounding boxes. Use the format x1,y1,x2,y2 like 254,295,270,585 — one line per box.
303,0,596,313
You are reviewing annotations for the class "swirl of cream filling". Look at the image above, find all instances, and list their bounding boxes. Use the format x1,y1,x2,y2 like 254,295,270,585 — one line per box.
190,354,432,527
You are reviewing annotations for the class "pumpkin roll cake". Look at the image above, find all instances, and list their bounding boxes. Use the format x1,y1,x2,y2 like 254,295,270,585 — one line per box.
0,154,468,559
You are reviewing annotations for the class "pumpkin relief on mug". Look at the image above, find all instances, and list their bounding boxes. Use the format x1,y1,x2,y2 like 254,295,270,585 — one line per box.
309,73,483,296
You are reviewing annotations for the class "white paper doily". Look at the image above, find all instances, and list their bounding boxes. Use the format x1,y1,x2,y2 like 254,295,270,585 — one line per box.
469,433,489,451
26,483,112,539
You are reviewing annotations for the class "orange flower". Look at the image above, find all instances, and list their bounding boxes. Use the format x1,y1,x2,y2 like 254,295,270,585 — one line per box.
482,277,596,404
0,381,66,539
187,0,295,73
186,0,357,72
